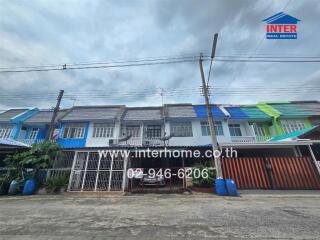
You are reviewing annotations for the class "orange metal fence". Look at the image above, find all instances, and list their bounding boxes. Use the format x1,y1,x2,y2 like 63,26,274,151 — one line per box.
222,157,271,189
222,157,320,190
266,157,320,190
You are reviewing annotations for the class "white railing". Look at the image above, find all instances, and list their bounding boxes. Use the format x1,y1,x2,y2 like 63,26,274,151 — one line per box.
115,137,164,147
117,137,142,146
16,139,45,146
230,136,271,143
255,136,272,142
143,138,164,146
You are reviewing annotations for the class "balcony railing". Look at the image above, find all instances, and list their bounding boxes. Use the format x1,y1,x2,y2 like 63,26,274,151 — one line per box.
16,139,45,146
230,136,271,143
115,137,165,147
117,137,142,146
143,137,165,146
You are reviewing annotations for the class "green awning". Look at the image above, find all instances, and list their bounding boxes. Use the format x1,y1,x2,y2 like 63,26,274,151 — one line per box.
270,126,318,142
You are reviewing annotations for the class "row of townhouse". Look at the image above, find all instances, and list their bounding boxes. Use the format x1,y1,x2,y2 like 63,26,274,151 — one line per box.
1,101,320,192
1,101,320,148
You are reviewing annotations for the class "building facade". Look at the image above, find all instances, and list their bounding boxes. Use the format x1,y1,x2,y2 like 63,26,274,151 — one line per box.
1,101,320,192
0,101,320,148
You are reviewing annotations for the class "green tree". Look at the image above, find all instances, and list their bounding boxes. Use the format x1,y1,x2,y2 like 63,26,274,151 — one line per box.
4,141,62,181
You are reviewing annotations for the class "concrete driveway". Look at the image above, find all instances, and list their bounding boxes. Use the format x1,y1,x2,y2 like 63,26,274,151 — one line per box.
0,192,319,239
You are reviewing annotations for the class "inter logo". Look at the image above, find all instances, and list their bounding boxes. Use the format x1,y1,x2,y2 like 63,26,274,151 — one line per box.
263,12,300,39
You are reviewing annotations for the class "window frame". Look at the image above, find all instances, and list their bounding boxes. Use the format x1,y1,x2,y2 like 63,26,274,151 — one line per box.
29,128,39,140
92,123,114,138
145,125,162,138
170,122,193,137
281,119,306,134
63,123,86,139
200,121,224,136
0,125,12,139
121,125,141,138
228,123,242,137
252,123,265,137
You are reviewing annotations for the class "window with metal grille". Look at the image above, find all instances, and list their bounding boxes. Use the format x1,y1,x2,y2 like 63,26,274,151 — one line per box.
170,122,193,137
281,120,306,134
29,128,39,140
0,125,12,138
63,123,86,138
228,124,242,136
200,121,224,136
146,125,161,138
121,126,140,138
93,123,114,138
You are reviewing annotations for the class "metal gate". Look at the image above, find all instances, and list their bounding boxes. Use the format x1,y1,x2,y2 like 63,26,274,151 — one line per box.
266,157,320,189
68,151,128,192
222,157,320,190
221,157,271,189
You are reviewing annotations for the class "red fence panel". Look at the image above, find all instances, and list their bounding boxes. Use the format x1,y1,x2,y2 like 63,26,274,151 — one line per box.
221,157,320,190
222,158,270,189
266,157,320,190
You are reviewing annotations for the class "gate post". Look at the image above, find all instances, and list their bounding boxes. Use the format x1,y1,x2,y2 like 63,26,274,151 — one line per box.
80,152,90,191
108,154,115,191
122,154,129,192
264,157,274,189
308,145,320,175
67,151,78,191
94,153,102,192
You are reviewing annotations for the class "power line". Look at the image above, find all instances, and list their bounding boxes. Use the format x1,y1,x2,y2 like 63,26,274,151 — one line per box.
1,53,320,74
0,58,202,73
0,88,318,101
0,55,202,70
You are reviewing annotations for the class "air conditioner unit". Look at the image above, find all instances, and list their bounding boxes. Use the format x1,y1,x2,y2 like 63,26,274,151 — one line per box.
109,139,115,145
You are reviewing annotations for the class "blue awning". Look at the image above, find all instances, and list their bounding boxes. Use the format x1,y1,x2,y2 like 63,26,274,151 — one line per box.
225,107,249,120
193,105,226,119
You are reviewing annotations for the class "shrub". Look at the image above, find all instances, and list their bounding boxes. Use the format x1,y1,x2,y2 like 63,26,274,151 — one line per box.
0,175,10,195
4,142,62,187
191,162,216,188
44,176,69,193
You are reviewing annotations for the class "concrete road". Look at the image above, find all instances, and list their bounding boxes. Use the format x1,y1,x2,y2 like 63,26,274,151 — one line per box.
0,192,319,240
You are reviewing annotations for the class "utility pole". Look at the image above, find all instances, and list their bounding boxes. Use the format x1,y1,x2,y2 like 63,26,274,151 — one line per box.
46,90,64,141
199,33,222,178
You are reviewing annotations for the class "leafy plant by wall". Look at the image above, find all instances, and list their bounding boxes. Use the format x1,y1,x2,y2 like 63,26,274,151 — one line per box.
44,176,69,193
4,141,62,184
191,163,216,188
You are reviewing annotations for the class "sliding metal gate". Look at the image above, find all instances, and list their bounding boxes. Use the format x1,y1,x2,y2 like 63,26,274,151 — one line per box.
222,157,320,190
68,151,128,192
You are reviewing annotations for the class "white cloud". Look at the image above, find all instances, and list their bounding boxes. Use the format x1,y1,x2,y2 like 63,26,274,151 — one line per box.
0,0,319,109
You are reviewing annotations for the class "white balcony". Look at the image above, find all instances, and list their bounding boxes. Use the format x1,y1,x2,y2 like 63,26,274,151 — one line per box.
230,136,271,143
115,137,165,147
143,137,165,146
16,139,45,146
117,137,142,146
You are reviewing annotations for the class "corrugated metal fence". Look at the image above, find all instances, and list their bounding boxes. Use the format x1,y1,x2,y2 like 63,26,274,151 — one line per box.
222,157,320,190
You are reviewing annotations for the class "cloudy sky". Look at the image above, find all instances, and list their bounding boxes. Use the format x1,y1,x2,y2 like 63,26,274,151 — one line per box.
0,0,319,109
